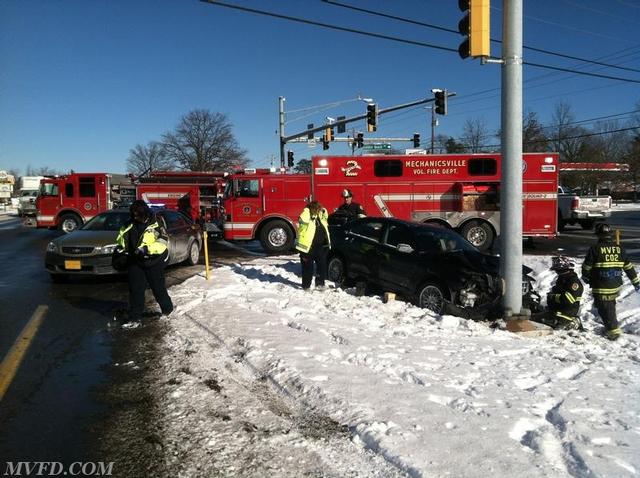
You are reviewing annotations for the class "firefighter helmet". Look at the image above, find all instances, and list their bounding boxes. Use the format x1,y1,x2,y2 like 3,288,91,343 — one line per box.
595,222,612,238
551,256,574,271
342,189,353,198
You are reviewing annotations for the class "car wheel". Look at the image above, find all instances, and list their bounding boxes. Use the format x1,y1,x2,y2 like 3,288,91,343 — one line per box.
327,255,346,287
260,220,294,254
59,213,82,234
185,240,200,266
460,221,494,251
50,273,69,283
417,282,447,315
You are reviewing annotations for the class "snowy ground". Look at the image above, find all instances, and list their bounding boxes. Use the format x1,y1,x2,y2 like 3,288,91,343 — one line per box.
142,254,640,477
611,201,640,212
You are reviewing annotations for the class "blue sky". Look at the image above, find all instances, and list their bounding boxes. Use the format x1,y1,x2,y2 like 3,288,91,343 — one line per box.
1,0,639,174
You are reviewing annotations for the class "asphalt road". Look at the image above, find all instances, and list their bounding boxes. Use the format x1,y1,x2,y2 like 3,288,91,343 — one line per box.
0,214,232,465
0,208,637,465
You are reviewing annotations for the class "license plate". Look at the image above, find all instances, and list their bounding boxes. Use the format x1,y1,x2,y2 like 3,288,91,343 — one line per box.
64,260,82,270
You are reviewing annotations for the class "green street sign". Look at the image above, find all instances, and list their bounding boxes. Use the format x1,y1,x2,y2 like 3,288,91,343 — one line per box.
362,143,391,150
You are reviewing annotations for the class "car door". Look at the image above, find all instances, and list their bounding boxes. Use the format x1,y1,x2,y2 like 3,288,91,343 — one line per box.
343,219,386,282
159,210,189,262
377,223,422,294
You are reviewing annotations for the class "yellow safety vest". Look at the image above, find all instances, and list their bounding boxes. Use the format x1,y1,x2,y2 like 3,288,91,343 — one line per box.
295,207,330,253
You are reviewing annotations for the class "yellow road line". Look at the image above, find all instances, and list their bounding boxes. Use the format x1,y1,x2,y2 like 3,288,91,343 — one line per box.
0,305,48,401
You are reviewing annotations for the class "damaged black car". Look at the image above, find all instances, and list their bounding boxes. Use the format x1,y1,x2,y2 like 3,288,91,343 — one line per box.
327,217,540,319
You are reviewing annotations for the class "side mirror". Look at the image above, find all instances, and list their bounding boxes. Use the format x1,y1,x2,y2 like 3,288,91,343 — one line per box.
397,243,414,254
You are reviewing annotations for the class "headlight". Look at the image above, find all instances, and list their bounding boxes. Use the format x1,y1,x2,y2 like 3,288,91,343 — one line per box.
98,244,117,255
46,242,58,253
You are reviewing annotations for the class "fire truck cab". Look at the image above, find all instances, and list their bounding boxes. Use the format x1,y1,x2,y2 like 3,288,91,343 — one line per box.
36,173,114,233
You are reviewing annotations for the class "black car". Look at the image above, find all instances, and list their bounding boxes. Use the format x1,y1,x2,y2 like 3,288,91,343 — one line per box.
327,217,540,319
45,209,202,279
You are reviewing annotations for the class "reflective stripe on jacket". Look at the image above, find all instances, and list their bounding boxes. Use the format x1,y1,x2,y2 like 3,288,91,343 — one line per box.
581,240,639,295
117,219,168,256
295,207,330,254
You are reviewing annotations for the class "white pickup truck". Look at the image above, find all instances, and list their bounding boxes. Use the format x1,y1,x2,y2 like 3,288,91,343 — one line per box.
557,186,612,231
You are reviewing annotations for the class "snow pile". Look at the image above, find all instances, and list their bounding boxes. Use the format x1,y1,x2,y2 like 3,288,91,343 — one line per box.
155,255,640,477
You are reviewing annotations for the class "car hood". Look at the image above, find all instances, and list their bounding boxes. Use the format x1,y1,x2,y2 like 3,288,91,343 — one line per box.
444,250,534,277
53,230,119,247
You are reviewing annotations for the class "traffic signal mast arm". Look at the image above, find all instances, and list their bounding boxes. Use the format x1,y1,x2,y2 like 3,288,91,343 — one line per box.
281,93,456,144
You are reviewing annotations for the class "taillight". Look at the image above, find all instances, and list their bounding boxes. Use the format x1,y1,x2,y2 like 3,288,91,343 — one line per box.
571,198,579,209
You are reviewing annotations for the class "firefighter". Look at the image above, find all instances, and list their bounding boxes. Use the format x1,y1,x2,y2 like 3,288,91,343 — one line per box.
115,200,174,320
335,189,366,221
582,223,640,340
295,200,330,291
534,256,584,330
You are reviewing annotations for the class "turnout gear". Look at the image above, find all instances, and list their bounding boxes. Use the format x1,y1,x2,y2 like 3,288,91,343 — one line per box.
336,201,366,220
544,268,584,330
582,226,639,338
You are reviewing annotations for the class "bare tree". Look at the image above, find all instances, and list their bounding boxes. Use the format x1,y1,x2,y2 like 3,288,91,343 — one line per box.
162,109,249,171
293,159,311,174
462,118,490,153
522,111,550,152
550,101,588,162
126,141,174,176
25,165,60,176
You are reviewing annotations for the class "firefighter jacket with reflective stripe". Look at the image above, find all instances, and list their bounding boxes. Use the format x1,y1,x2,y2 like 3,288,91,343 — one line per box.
117,216,169,258
295,207,330,254
581,239,639,295
336,202,367,220
547,270,583,321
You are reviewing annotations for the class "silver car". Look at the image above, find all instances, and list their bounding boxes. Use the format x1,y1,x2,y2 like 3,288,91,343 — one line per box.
45,209,202,281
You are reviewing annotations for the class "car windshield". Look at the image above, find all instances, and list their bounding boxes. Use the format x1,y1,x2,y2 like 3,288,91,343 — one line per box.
415,227,478,253
81,212,130,231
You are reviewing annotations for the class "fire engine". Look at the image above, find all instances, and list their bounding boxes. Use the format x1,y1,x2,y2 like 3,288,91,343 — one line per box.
36,173,117,233
35,171,227,234
221,153,559,253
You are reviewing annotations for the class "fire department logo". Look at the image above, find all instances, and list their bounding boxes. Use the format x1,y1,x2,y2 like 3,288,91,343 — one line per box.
242,205,251,214
84,202,92,210
341,160,362,177
571,283,579,291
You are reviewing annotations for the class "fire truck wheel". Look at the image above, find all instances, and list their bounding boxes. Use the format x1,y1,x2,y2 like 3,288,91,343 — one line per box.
185,240,200,266
416,282,447,315
460,221,494,251
59,213,82,234
260,220,294,254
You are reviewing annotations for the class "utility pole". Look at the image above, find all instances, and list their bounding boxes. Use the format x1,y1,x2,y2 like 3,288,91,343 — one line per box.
278,96,286,169
500,0,524,318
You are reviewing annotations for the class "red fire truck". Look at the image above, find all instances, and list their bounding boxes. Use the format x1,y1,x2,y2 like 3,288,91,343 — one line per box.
135,171,226,235
36,173,118,233
35,171,227,234
221,153,559,253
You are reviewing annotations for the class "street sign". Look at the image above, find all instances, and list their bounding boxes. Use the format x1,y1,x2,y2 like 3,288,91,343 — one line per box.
362,143,391,150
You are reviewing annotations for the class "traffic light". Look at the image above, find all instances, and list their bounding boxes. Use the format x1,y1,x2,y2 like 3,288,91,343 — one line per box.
434,90,447,116
366,103,378,132
413,133,420,148
337,116,346,134
287,150,294,168
458,0,490,59
322,134,329,150
307,124,314,140
356,132,364,148
325,126,334,142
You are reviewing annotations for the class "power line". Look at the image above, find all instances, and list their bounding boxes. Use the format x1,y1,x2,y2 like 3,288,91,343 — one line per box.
199,0,457,53
201,1,640,85
322,0,640,74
